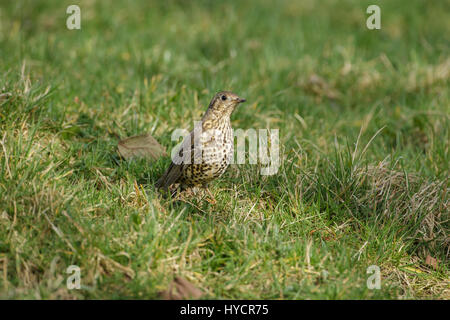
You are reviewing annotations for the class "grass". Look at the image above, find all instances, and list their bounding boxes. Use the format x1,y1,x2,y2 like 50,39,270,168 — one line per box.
0,0,449,299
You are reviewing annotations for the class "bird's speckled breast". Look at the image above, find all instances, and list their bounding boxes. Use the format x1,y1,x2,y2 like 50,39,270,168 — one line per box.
180,122,233,186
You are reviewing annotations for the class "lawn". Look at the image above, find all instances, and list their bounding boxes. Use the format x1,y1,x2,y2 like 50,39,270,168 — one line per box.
0,0,448,299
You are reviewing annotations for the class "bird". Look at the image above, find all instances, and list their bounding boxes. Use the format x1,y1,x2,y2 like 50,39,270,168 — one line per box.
155,91,246,202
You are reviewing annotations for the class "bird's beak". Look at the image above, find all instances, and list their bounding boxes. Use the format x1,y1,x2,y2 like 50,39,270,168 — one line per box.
236,97,246,103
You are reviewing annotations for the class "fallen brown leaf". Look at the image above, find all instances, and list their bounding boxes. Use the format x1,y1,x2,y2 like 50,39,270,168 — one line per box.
118,133,166,161
302,74,342,101
0,92,12,102
159,276,203,300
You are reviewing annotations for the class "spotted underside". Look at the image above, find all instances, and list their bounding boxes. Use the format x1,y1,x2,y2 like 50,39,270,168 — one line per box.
179,122,233,187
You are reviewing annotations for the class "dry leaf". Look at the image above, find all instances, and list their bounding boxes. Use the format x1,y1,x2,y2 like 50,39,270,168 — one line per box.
159,276,203,300
302,74,342,100
425,255,438,270
118,133,166,161
0,92,12,102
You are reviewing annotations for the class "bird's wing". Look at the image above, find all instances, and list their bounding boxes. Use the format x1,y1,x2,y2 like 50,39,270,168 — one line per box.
155,129,197,190
155,125,218,190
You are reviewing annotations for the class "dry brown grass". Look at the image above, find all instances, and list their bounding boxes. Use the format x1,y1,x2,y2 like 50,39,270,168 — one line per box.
359,160,449,259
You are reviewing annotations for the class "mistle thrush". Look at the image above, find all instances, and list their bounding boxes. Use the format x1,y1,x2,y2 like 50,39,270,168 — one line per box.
155,91,246,196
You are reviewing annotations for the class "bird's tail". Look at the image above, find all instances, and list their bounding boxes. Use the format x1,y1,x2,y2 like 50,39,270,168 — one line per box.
155,162,182,190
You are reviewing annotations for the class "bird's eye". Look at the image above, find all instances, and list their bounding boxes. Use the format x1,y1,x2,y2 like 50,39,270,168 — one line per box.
221,95,227,101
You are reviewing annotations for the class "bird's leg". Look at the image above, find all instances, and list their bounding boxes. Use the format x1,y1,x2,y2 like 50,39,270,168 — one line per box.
203,184,216,204
170,188,178,198
170,184,186,199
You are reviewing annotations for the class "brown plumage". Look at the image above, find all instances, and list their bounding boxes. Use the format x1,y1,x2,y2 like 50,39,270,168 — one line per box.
155,91,246,194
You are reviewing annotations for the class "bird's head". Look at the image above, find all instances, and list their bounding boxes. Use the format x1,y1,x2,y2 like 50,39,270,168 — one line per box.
207,91,246,117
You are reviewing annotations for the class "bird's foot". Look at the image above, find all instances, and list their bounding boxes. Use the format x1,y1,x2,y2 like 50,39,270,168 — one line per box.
172,185,196,201
205,187,217,205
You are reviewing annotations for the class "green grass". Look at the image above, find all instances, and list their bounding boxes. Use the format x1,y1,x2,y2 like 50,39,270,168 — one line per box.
0,0,449,299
